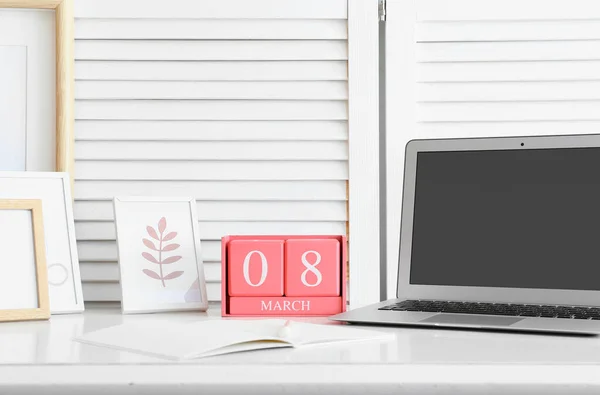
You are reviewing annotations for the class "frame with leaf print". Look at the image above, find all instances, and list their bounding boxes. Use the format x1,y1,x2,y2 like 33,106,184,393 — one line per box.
113,197,208,314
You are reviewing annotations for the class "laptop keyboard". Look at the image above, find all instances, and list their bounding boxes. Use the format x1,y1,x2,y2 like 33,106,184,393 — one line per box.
379,300,600,320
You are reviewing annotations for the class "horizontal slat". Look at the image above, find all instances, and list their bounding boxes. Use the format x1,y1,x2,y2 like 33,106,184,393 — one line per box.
418,61,600,82
419,81,600,102
417,20,600,42
418,41,600,63
75,40,347,61
75,81,348,100
418,0,600,21
75,19,348,40
74,161,348,181
75,121,348,141
75,100,347,121
77,241,118,261
77,240,221,262
75,141,348,161
419,101,600,122
75,221,346,241
80,261,222,283
417,121,600,137
74,201,347,221
82,282,222,302
74,0,347,19
80,262,120,282
74,180,347,201
75,61,347,81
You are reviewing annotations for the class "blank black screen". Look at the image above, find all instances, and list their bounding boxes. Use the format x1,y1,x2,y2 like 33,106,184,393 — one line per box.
409,148,600,291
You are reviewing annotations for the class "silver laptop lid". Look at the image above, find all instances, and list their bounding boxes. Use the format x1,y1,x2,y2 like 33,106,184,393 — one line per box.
398,135,600,307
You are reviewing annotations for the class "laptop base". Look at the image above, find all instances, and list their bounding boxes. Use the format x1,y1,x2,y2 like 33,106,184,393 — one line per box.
331,299,600,335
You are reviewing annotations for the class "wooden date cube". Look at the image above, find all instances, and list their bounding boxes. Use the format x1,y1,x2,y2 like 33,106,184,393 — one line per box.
284,239,340,297
228,240,284,297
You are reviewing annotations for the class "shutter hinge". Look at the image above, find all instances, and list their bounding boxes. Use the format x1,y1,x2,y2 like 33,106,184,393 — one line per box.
378,0,386,22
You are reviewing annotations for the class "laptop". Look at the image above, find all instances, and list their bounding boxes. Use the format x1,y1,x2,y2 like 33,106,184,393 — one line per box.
332,135,600,335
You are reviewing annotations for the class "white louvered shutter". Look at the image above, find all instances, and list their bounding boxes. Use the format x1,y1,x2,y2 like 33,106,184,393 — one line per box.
74,0,380,304
385,0,600,297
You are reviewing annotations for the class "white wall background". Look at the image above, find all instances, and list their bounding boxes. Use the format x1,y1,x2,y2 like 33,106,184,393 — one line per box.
73,0,353,302
385,0,600,298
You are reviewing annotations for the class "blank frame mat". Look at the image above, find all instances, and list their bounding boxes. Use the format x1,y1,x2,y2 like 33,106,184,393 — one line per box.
0,46,26,171
0,9,56,172
0,210,38,310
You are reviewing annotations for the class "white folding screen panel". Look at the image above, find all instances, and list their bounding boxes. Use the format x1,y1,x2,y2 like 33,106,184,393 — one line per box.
74,0,380,306
385,0,600,298
347,0,381,306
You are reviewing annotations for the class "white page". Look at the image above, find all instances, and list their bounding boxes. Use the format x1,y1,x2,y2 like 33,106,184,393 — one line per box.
76,320,289,360
271,321,394,346
76,319,393,360
203,319,393,347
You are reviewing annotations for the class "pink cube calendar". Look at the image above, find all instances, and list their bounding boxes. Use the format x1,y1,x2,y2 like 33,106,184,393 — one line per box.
222,235,347,317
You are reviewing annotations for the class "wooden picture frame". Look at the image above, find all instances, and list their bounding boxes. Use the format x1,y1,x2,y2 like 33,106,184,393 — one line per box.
0,0,74,181
0,199,50,322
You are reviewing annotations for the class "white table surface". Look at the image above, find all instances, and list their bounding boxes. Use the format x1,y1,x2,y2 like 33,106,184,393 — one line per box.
2,302,600,394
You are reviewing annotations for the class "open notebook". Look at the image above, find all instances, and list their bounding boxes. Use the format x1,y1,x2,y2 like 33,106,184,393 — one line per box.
75,319,392,360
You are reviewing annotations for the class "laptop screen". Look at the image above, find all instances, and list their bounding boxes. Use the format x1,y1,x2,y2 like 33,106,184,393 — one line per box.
410,147,600,291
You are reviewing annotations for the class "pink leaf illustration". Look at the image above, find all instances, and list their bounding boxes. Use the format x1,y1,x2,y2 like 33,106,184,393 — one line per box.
147,226,159,240
142,269,161,280
142,217,183,288
143,238,158,251
161,255,182,265
163,271,184,280
158,217,167,234
142,252,159,264
163,232,178,241
162,243,180,252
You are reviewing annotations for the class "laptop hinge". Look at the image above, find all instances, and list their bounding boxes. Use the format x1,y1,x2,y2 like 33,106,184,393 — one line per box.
379,0,386,22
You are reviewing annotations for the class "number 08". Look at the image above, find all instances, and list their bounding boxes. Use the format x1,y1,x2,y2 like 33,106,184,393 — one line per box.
242,249,323,288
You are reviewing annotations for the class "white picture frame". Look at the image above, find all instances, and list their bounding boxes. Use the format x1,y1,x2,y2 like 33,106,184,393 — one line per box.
0,172,83,313
114,197,208,314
